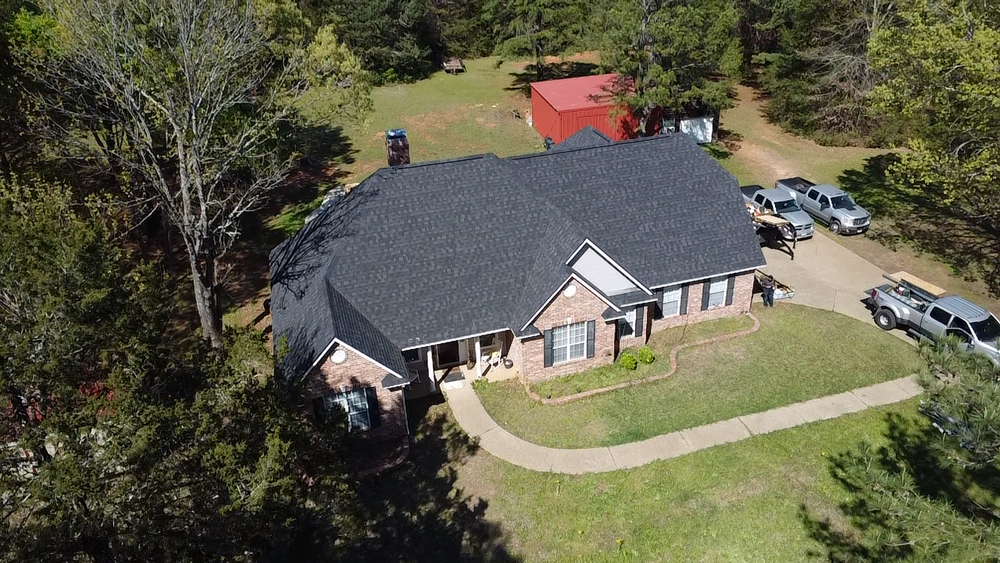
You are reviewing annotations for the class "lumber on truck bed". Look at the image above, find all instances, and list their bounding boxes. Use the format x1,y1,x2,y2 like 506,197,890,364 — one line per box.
884,271,947,298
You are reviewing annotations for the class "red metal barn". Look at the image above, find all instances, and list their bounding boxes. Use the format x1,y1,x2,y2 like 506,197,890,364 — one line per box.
530,74,652,143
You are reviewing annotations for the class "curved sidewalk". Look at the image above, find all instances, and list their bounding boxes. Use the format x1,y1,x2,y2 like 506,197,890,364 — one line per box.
445,375,922,474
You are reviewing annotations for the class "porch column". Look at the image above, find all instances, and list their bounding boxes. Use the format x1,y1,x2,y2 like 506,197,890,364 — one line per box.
426,346,437,393
474,338,483,380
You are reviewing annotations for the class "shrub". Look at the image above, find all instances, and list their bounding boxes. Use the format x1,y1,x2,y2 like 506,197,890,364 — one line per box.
618,350,638,371
637,346,655,364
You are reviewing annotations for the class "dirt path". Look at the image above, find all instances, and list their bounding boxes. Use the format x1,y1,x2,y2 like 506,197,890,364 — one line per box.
721,85,884,187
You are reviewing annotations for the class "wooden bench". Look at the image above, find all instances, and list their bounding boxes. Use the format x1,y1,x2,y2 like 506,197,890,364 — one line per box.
442,58,465,74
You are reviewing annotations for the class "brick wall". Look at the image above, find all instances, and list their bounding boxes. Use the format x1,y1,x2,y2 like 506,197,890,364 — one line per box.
305,343,408,442
651,272,754,331
520,279,617,383
616,302,652,349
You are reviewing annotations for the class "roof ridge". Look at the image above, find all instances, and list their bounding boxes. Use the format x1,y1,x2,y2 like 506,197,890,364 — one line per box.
507,132,678,161
372,153,494,176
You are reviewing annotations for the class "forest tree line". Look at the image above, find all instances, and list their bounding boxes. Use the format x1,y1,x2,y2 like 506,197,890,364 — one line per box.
0,0,998,560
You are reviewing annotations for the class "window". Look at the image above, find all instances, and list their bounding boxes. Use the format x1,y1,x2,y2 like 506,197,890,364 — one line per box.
324,388,371,431
972,315,1000,342
552,321,587,364
708,277,728,309
807,189,820,201
819,195,830,207
662,286,682,317
830,195,855,209
773,199,801,213
928,307,951,325
949,317,972,335
625,309,636,333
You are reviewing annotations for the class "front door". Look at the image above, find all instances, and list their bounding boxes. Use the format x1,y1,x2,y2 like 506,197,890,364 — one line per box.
434,341,461,368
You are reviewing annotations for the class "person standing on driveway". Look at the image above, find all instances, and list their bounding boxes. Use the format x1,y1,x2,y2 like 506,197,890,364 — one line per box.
761,274,775,307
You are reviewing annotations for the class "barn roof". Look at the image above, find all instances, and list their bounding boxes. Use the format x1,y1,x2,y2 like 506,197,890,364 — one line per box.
530,74,618,111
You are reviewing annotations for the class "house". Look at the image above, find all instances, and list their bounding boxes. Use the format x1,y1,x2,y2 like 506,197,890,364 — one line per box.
269,128,765,446
530,74,717,144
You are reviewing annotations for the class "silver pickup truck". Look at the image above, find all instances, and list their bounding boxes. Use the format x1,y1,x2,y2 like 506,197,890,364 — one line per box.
867,272,1000,365
775,177,871,235
740,185,814,240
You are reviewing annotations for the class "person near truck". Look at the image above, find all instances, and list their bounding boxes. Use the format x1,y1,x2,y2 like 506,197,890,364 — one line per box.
761,275,775,307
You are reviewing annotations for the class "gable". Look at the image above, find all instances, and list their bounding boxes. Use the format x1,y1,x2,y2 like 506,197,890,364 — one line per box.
570,246,639,296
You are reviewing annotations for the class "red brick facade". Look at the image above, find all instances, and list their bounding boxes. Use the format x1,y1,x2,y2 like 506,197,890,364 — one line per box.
515,272,755,383
651,272,754,331
616,302,652,350
517,279,617,383
305,343,408,442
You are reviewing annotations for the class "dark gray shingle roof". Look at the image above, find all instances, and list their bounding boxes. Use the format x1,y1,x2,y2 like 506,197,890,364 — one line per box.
270,133,764,381
509,133,764,286
551,126,612,151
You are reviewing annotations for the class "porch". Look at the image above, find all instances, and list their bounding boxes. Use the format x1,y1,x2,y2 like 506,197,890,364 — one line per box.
403,330,519,399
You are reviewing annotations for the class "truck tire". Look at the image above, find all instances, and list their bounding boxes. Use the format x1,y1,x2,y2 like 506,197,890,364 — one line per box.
874,308,896,331
830,220,842,235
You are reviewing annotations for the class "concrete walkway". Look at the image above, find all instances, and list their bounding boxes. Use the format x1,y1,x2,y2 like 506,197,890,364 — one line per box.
445,376,922,474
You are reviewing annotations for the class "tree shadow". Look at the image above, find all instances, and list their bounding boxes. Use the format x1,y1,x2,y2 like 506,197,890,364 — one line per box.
801,411,1000,561
716,127,744,153
505,61,600,96
219,123,357,319
353,397,522,562
838,154,1000,296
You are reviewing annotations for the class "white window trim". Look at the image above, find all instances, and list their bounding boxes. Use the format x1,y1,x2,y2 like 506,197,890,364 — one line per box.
707,276,728,310
552,321,587,365
625,309,637,335
325,388,371,432
662,286,682,317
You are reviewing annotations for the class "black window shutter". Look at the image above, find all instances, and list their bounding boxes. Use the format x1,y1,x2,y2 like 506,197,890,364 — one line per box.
365,387,381,429
652,290,663,320
680,285,689,315
586,320,596,358
543,329,554,367
701,281,710,311
312,397,326,422
725,275,736,306
635,306,644,337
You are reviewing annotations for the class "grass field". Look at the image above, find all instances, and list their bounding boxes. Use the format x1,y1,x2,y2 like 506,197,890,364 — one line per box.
298,56,544,185
443,398,974,562
476,303,922,449
530,314,754,400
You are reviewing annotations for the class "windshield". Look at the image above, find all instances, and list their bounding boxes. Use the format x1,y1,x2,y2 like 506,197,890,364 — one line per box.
830,195,855,209
972,315,1000,342
774,199,801,213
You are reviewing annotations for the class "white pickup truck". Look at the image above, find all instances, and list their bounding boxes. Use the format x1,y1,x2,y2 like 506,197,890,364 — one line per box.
740,185,814,240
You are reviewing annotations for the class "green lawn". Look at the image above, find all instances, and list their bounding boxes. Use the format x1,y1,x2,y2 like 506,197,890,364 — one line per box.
451,399,972,562
297,56,544,185
477,303,922,448
530,314,755,399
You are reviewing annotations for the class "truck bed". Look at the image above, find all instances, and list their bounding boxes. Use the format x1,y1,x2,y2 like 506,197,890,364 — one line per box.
740,185,763,200
775,177,814,194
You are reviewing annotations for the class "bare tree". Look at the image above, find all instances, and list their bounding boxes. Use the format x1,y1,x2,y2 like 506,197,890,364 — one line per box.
800,0,897,133
29,0,308,347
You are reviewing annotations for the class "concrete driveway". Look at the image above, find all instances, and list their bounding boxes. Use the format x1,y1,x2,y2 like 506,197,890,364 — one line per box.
759,231,888,325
